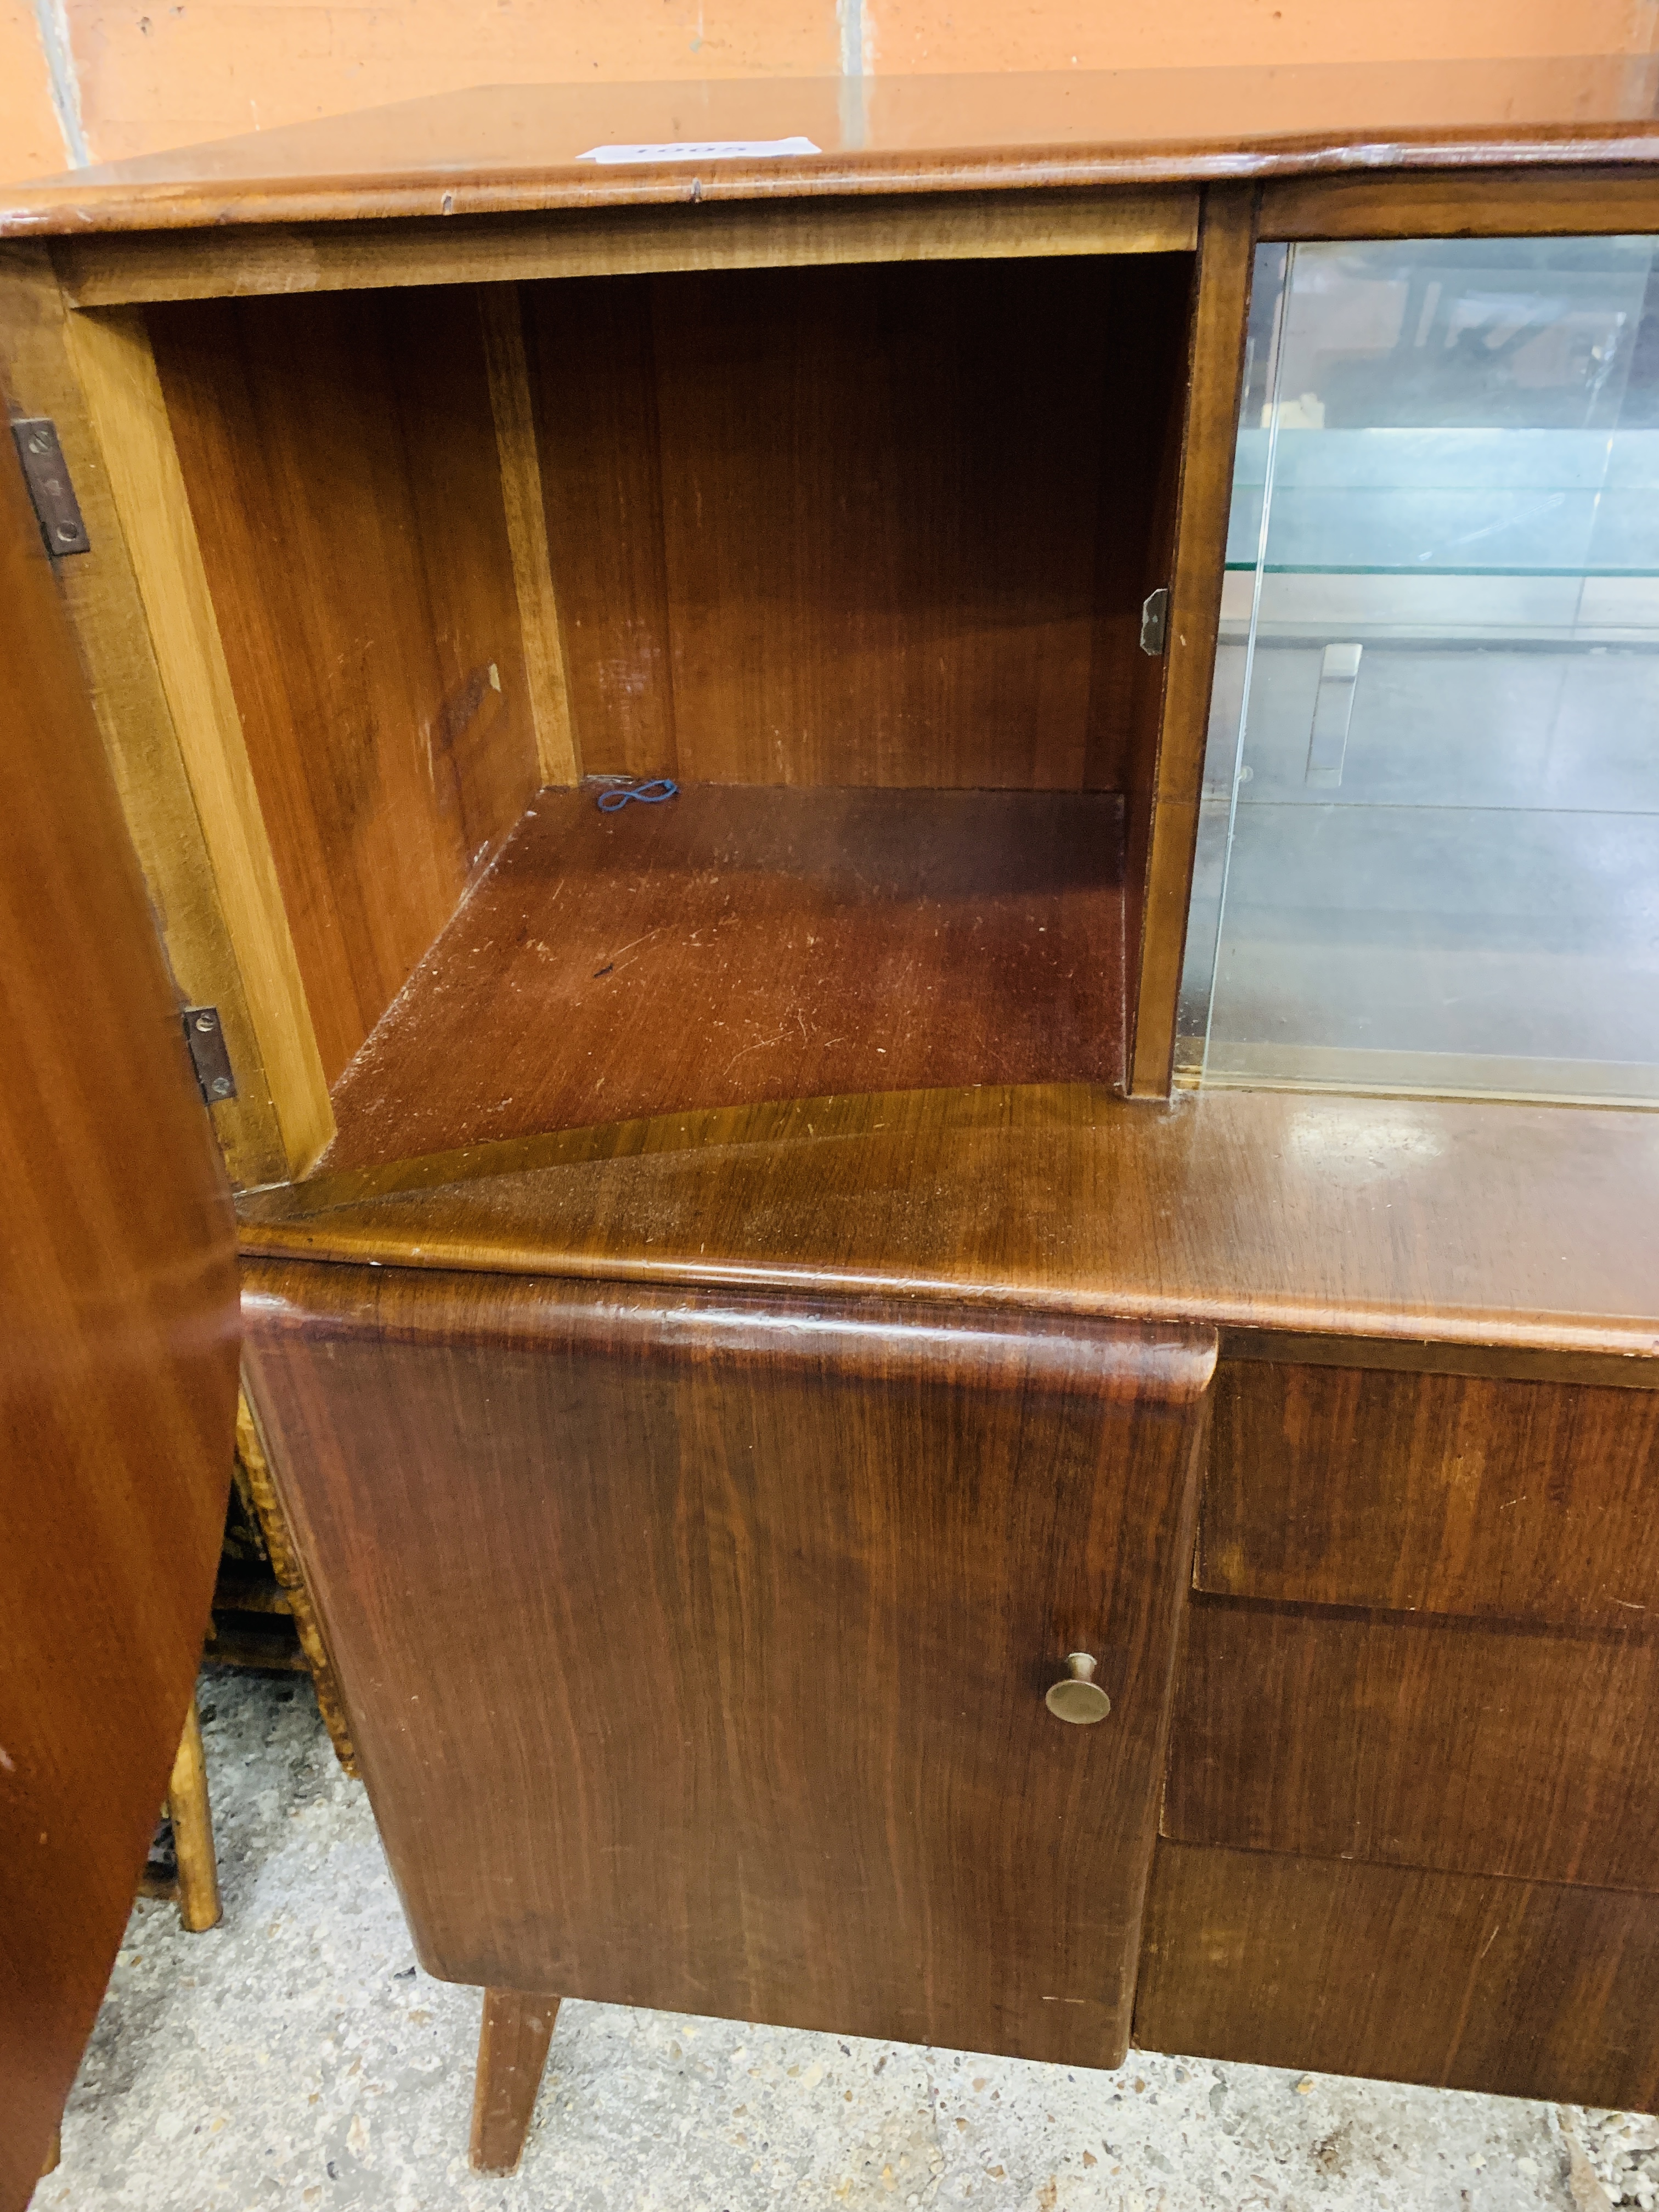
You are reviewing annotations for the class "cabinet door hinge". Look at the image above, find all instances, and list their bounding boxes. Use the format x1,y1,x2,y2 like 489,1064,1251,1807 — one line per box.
182,1007,237,1103
10,418,90,557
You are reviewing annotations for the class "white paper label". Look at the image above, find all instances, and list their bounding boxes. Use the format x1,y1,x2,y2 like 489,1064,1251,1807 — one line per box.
577,137,821,166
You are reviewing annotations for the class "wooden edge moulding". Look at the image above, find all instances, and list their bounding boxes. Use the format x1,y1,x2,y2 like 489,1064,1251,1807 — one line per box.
47,187,1203,311
47,170,1659,319
1257,165,1659,239
1127,183,1253,1096
9,55,1659,247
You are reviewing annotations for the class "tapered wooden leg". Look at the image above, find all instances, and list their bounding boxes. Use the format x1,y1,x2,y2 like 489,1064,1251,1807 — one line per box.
166,1697,222,1933
469,1987,560,2174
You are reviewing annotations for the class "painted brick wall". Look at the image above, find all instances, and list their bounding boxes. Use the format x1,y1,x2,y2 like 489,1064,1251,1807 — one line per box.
5,0,1659,182
4,0,74,176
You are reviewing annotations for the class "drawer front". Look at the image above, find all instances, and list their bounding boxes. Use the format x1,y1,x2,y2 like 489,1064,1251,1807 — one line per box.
1136,1839,1659,2114
244,1259,1215,2069
1165,1596,1659,1893
1200,1358,1659,1628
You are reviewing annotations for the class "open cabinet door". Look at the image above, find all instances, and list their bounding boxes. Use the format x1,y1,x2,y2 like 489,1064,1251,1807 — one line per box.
0,405,241,2207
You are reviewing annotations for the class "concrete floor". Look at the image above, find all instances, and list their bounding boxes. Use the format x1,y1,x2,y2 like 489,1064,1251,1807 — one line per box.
43,1668,1659,2212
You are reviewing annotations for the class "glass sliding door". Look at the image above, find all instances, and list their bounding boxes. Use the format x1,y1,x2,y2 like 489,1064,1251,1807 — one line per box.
1180,234,1659,1107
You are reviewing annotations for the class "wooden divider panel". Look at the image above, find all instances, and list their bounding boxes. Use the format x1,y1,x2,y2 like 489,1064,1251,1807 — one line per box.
1085,254,1192,795
1128,184,1256,1096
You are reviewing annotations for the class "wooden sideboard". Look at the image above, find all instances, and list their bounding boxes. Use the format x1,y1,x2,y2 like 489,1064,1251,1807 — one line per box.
4,60,1658,2188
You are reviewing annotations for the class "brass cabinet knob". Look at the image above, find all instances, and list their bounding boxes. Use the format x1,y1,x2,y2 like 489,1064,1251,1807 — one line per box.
1045,1652,1111,1725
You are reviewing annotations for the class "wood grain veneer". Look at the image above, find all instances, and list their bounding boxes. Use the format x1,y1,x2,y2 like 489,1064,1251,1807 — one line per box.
11,61,1659,240
530,257,1185,794
1083,254,1192,799
1200,1361,1659,1625
149,286,540,1086
470,1990,560,2176
0,399,239,2206
66,301,335,1176
0,243,286,1186
323,785,1128,1170
241,1085,1659,1368
477,285,579,789
50,188,1200,311
1260,165,1659,239
523,275,679,783
1165,1596,1659,1894
244,1262,1216,2068
1127,185,1254,1096
1219,1331,1659,1393
647,258,1141,790
1137,1840,1659,2112
10,59,1659,2146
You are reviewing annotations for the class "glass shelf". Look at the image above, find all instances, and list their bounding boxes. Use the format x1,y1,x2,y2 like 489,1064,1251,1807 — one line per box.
1182,235,1659,1108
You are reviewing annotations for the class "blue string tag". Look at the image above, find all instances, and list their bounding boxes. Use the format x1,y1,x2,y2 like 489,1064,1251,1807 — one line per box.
596,778,680,813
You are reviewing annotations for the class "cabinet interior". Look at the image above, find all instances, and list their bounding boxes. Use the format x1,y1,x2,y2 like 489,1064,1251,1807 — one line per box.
146,251,1194,1175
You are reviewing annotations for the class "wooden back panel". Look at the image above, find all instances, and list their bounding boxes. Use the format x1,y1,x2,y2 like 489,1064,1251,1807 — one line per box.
245,1261,1215,2068
530,257,1193,792
150,287,540,1085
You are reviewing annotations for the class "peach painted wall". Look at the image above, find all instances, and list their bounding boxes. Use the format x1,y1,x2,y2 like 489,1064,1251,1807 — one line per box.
861,0,1659,74
3,0,75,177
4,0,1659,180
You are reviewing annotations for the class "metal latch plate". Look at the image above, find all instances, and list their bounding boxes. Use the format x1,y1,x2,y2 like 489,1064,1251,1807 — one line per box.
1139,585,1170,657
11,418,90,556
182,1006,237,1102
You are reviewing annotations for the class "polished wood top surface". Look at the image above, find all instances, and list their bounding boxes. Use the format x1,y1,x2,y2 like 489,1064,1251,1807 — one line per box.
9,59,1659,235
239,1084,1659,1362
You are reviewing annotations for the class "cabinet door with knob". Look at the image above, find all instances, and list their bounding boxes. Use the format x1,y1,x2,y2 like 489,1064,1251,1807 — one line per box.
241,1261,1215,2067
